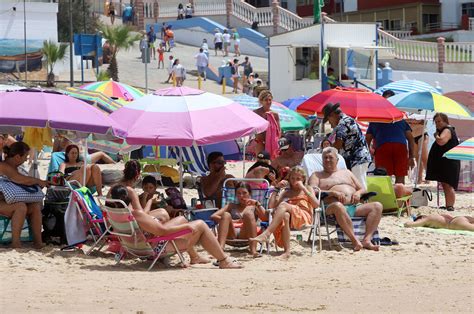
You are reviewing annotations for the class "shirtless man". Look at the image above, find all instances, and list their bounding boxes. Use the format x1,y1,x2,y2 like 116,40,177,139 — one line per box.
200,151,234,208
271,138,304,177
308,147,382,251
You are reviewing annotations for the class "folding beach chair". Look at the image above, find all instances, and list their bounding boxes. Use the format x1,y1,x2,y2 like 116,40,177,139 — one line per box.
100,199,192,271
366,176,412,217
220,178,272,254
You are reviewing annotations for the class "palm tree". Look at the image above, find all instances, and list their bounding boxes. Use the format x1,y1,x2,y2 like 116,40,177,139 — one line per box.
99,24,141,81
42,40,68,87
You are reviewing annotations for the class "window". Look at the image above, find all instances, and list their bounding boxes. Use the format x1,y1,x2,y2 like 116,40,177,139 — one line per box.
345,49,374,81
376,20,389,30
390,19,401,30
422,14,439,27
462,2,474,17
294,47,320,80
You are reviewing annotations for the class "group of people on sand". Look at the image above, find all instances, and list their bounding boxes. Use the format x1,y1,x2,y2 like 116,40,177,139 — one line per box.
0,86,470,271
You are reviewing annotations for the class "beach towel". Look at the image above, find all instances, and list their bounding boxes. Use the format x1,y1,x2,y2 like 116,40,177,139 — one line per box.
265,113,281,160
300,153,347,177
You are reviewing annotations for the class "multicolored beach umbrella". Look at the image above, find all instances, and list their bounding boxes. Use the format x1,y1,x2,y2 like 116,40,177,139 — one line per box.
62,87,125,113
443,137,474,161
233,94,309,131
298,87,404,123
375,80,441,95
388,91,473,118
109,87,268,146
80,80,145,102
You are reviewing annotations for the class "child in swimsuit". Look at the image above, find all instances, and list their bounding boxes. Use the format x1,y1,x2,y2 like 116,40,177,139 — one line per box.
211,182,267,257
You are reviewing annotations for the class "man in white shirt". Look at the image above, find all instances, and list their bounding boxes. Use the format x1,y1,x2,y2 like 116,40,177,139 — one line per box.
222,29,231,57
164,55,174,83
195,48,209,81
213,29,223,56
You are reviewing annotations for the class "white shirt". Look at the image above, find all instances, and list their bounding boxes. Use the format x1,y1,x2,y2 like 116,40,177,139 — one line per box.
167,58,175,73
172,64,186,77
195,52,208,67
223,33,231,43
201,43,209,52
214,32,223,43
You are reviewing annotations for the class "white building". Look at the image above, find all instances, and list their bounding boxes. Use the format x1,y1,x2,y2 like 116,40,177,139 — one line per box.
0,1,58,42
440,0,474,28
268,22,386,101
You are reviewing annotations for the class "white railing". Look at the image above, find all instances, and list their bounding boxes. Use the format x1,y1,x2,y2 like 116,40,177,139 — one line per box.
279,8,312,31
194,0,226,16
386,30,412,39
378,29,437,62
470,18,474,31
445,42,474,63
232,0,273,26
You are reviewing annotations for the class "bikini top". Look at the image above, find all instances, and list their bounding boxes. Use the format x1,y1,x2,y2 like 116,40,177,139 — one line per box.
64,166,81,177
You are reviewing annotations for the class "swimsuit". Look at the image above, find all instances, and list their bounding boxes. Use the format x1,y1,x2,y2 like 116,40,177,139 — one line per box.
64,166,81,177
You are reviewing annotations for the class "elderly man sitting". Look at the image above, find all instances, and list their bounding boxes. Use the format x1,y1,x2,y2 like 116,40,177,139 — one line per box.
308,147,382,251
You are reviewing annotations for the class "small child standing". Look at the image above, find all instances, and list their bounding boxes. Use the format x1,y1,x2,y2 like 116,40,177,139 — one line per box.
157,43,165,69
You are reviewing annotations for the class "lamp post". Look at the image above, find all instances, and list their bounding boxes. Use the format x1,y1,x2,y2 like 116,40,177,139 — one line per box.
23,0,28,83
69,0,74,86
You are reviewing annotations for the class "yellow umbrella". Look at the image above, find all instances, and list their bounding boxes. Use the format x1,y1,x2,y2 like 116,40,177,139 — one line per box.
23,127,53,151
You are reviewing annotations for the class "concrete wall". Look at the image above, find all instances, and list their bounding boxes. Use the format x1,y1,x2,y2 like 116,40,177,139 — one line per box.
0,1,58,42
392,69,474,92
148,17,268,57
410,30,474,42
381,58,474,75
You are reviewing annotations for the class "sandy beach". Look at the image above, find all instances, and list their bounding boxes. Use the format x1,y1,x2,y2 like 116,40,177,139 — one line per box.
0,159,473,313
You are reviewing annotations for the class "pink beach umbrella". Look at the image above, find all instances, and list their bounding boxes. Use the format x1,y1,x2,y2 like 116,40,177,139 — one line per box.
109,86,268,146
0,89,125,136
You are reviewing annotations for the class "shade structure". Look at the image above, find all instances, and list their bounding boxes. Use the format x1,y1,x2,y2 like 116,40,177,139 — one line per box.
374,80,441,95
388,91,473,118
443,137,474,161
281,96,309,111
233,94,309,131
80,80,145,102
63,87,125,113
443,91,474,112
0,89,126,136
298,87,405,123
109,87,268,146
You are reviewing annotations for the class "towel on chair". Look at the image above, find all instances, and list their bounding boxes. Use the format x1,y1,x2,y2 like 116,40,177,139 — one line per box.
265,113,281,160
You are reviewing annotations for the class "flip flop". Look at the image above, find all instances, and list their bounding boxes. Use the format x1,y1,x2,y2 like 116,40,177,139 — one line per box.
213,257,238,267
379,237,399,246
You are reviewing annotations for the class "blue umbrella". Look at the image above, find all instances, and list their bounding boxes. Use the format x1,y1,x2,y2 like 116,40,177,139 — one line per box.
375,80,441,95
281,96,309,111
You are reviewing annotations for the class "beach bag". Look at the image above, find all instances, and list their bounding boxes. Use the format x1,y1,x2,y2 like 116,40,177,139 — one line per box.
165,187,187,209
48,171,65,186
410,188,432,208
0,178,44,204
42,200,68,244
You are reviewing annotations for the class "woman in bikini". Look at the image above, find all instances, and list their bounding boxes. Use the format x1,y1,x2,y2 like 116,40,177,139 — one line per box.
407,118,429,184
253,91,281,158
109,169,242,269
405,214,474,231
250,166,319,259
211,182,267,257
59,145,103,196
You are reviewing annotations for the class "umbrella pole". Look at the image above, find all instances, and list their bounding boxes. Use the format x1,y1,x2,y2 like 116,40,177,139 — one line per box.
242,137,246,176
178,146,184,194
83,137,88,187
414,111,428,188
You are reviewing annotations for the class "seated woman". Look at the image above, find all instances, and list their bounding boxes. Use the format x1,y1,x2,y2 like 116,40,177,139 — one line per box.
250,166,319,259
211,182,267,257
110,184,242,269
59,145,104,196
0,142,49,249
405,214,474,231
53,135,116,164
245,160,278,189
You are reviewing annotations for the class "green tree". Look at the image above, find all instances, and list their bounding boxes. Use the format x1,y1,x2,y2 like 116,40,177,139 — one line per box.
42,40,68,87
99,25,141,81
96,70,111,81
57,0,99,42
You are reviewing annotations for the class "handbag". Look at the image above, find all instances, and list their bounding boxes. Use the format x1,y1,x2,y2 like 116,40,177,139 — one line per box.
0,178,44,204
410,188,432,208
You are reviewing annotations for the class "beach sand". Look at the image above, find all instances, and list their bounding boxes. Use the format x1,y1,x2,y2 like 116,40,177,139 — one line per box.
0,159,472,313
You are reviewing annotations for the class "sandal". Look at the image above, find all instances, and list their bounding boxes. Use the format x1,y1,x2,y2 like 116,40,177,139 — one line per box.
218,256,243,269
446,206,454,212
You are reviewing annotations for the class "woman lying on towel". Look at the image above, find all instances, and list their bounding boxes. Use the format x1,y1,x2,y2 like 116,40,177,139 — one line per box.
211,182,267,257
405,214,474,231
59,145,103,196
0,142,49,249
110,184,243,269
250,166,319,259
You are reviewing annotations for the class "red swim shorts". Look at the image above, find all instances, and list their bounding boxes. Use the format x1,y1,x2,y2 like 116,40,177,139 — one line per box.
374,142,408,177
